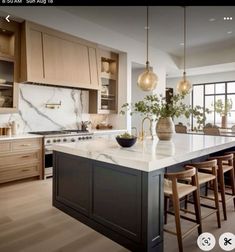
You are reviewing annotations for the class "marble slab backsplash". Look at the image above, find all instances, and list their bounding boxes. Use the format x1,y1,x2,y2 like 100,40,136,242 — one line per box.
0,83,109,133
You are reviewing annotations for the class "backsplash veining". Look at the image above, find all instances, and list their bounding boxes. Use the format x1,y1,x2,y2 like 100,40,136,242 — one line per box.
0,84,107,133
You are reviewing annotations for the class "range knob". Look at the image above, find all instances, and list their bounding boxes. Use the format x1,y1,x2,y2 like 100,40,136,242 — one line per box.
71,138,75,142
57,139,61,142
53,139,57,143
78,137,81,140
86,136,89,139
46,140,51,144
63,138,67,142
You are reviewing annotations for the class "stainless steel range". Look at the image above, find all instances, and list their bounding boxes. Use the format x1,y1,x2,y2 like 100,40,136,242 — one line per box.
30,130,93,178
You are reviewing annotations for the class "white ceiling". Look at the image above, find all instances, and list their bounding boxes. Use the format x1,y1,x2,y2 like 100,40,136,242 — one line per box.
58,6,235,57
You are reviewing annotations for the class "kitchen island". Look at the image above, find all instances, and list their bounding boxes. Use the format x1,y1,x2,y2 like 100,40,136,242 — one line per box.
52,134,235,252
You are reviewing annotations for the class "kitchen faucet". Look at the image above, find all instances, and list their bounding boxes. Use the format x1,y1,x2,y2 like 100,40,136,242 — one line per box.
140,116,154,140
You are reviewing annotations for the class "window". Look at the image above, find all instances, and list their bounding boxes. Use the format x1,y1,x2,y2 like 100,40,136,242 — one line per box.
192,81,235,129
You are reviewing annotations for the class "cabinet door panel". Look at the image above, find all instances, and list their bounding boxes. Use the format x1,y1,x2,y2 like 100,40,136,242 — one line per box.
88,47,99,88
27,29,44,81
54,153,91,216
43,34,91,86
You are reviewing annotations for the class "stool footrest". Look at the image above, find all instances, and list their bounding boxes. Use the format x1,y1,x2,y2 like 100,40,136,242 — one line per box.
164,223,200,239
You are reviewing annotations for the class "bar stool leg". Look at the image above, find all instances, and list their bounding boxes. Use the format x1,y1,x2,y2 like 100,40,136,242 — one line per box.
229,168,235,209
213,178,221,228
218,168,227,220
192,189,202,234
171,194,183,252
164,196,168,224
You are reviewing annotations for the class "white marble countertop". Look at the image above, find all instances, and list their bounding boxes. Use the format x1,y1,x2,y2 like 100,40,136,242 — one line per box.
91,129,127,135
52,134,235,172
0,134,43,141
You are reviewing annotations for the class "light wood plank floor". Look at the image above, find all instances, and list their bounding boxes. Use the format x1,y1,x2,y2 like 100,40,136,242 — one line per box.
0,178,234,252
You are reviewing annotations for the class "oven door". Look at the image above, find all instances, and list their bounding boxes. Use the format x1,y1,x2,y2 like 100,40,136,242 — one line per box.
44,147,53,178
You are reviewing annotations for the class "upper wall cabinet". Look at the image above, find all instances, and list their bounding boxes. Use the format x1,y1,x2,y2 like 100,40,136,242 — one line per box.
0,20,20,114
20,21,100,90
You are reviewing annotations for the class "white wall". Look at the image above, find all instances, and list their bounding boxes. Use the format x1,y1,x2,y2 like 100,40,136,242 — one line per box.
0,6,176,131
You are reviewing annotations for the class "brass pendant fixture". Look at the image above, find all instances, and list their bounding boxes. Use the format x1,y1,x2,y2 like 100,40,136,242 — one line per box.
177,6,192,94
137,6,158,91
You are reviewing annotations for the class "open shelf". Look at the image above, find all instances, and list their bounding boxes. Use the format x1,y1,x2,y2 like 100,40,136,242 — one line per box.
89,49,118,114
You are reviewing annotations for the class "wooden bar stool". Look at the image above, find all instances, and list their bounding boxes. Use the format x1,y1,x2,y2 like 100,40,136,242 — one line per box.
185,160,221,228
164,166,202,252
208,153,235,220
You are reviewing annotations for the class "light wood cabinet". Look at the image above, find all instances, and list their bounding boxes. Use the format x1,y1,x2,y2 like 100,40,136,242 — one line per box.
0,137,43,184
89,49,118,114
21,21,99,90
0,20,20,114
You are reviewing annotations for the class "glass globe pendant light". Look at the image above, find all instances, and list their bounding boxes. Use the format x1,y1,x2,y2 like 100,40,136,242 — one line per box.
177,6,192,94
137,6,158,91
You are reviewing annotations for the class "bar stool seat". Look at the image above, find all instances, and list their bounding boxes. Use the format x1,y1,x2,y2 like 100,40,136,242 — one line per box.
222,164,233,173
164,179,197,198
164,166,202,252
197,172,216,184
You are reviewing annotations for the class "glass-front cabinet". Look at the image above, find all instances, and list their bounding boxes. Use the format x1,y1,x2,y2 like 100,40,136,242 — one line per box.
0,21,20,113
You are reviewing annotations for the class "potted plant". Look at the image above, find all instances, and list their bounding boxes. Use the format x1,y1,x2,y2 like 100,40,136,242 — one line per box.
213,99,233,128
121,92,209,140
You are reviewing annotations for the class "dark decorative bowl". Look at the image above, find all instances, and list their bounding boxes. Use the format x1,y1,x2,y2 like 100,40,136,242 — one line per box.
116,136,137,147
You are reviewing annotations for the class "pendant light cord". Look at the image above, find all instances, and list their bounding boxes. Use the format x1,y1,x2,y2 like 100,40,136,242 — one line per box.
183,6,186,79
146,6,149,69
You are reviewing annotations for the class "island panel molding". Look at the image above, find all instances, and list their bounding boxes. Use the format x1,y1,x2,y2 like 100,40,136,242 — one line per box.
53,151,164,252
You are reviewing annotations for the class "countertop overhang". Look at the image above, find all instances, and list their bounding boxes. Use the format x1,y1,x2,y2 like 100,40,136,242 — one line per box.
52,134,235,172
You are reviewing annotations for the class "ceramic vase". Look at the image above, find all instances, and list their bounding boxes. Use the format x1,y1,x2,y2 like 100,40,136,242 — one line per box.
221,115,227,129
102,61,110,73
156,117,175,141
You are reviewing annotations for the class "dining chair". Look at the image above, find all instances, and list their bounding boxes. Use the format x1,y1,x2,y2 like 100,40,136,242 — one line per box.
231,125,235,132
203,127,220,136
175,124,187,134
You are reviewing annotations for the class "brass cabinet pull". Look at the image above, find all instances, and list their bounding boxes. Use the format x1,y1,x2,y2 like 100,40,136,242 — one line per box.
21,155,30,158
21,169,30,172
21,144,31,146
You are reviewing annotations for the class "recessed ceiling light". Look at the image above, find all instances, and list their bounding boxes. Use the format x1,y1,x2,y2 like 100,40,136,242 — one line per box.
180,42,184,46
227,31,233,34
209,18,216,22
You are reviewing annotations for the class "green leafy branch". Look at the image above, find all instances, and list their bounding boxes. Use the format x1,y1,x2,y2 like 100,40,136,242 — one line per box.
121,92,210,130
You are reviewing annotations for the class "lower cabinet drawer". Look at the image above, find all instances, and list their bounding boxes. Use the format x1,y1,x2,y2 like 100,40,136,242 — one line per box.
11,138,41,151
0,163,41,183
0,150,41,168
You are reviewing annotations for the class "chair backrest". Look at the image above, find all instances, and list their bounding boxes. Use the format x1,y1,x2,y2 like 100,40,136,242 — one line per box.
203,127,220,136
190,159,218,175
165,166,196,180
175,124,187,133
231,125,235,132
